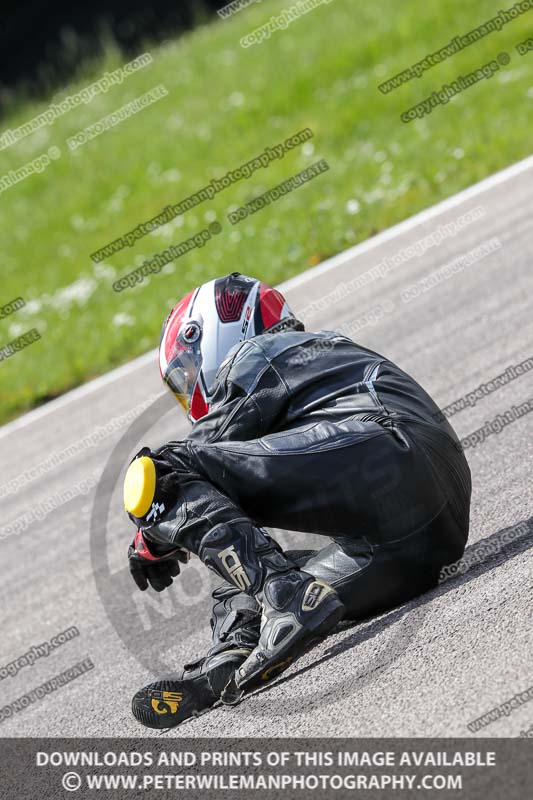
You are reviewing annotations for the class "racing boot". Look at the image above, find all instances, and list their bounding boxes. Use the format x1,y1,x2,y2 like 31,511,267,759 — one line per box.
131,583,261,729
221,570,345,703
197,521,345,704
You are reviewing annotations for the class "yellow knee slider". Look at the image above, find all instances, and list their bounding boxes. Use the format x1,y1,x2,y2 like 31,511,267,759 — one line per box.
123,456,156,518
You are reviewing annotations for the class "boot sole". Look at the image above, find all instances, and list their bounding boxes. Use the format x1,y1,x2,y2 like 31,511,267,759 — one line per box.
132,678,216,729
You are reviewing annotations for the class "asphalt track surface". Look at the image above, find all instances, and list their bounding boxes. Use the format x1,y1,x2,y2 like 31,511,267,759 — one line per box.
0,155,532,739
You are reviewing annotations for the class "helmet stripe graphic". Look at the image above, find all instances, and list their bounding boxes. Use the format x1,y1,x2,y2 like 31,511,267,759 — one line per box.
214,274,253,323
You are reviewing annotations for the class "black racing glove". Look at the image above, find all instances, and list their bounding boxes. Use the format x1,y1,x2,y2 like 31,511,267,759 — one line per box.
128,529,189,592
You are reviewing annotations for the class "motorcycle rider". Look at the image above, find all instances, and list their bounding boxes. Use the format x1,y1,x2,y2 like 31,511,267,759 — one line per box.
123,272,471,728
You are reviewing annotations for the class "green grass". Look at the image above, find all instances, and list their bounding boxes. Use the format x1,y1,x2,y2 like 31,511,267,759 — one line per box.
0,0,531,423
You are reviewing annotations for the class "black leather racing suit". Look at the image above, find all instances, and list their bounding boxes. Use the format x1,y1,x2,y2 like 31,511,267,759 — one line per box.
136,327,472,655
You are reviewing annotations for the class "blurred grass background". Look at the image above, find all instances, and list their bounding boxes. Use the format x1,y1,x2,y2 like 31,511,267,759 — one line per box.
0,0,531,424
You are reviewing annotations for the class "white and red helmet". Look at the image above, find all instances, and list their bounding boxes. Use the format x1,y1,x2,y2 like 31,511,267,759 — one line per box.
159,273,297,421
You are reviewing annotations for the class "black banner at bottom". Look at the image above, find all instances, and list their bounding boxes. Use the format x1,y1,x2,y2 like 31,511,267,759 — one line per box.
0,738,530,799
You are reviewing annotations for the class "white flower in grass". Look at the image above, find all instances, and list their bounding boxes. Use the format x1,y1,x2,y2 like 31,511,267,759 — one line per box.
157,217,185,240
93,263,116,280
196,125,211,141
53,277,97,309
70,215,85,231
147,162,161,181
20,298,42,315
167,113,184,130
107,196,124,213
107,186,130,213
346,199,361,215
228,92,245,107
363,187,385,204
8,322,26,337
162,169,182,183
353,75,368,89
112,313,135,327
498,69,525,84
313,87,329,102
219,50,236,66
390,180,410,199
